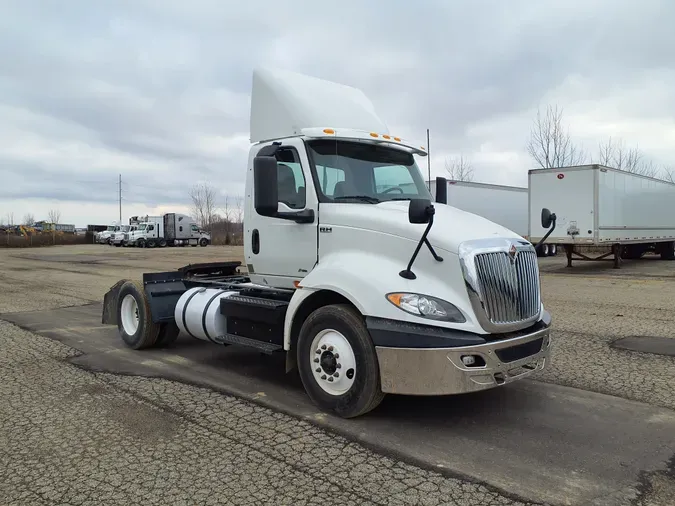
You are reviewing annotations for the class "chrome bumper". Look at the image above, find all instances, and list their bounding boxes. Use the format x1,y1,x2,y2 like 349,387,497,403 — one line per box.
375,326,551,396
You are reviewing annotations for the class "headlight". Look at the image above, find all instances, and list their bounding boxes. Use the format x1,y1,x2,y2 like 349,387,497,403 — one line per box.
386,292,466,323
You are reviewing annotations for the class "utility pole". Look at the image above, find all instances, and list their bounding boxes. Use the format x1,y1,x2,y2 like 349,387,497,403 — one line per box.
118,174,122,222
426,129,431,191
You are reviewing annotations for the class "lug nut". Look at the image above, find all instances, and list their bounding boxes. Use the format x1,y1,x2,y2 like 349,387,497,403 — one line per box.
321,374,327,380
315,349,321,354
314,358,319,363
334,353,339,359
328,346,334,352
333,372,339,378
336,363,341,369
321,345,327,350
328,377,334,382
315,368,321,373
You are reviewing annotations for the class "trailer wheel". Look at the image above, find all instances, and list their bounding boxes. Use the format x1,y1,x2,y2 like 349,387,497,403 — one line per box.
116,280,160,349
297,304,385,418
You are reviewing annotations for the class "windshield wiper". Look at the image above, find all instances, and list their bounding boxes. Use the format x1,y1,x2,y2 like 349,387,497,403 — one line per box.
332,195,381,203
389,197,412,201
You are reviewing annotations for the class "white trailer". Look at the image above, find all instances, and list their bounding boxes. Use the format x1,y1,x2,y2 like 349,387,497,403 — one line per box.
528,164,675,268
427,180,557,257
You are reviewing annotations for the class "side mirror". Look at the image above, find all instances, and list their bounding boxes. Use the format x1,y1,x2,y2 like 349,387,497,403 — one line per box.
541,208,556,229
408,198,434,224
435,177,448,204
254,156,278,217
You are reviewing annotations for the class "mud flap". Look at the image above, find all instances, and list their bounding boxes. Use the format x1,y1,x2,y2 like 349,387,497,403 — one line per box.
101,279,126,325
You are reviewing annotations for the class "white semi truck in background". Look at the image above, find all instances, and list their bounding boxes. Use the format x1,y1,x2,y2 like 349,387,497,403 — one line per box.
96,222,122,244
127,213,210,247
102,67,557,418
429,180,557,257
528,165,675,268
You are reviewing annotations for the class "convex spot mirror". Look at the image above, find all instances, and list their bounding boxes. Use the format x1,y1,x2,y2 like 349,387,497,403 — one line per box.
408,198,434,224
541,207,556,229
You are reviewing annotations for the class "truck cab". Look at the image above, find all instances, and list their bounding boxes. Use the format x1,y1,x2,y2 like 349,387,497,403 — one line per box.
102,67,555,418
97,223,120,244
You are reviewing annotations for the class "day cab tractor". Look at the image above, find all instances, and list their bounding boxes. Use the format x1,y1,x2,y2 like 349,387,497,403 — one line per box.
102,67,556,418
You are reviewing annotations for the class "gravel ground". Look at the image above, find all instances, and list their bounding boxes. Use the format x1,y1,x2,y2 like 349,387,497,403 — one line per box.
0,245,674,505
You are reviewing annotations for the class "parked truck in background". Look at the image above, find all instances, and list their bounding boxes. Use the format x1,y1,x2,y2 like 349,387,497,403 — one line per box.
528,164,675,268
101,67,557,418
429,180,557,257
129,213,209,248
96,222,122,244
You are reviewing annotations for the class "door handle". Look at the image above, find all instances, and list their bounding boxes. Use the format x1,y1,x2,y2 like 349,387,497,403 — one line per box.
252,229,260,254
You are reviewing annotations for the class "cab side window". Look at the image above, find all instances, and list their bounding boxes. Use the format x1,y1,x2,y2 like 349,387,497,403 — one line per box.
275,148,306,209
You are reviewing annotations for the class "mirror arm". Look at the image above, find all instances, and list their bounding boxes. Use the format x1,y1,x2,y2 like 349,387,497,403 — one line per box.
399,215,443,280
535,214,557,248
277,209,315,224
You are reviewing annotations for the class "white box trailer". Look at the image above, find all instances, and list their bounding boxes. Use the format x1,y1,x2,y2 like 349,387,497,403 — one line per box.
428,180,557,256
528,164,675,268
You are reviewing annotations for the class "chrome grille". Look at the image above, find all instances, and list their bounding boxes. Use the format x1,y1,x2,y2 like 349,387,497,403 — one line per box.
474,249,540,325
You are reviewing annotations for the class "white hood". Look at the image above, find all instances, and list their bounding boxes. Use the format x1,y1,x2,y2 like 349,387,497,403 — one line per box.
321,201,523,253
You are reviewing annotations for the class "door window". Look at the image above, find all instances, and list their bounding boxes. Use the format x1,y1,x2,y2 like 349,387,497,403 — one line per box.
275,148,306,209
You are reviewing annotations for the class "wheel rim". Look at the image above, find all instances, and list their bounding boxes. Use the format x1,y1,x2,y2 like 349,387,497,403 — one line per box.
309,329,357,396
120,294,140,335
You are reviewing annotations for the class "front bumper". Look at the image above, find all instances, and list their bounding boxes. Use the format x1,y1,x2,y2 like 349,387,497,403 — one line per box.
372,316,552,396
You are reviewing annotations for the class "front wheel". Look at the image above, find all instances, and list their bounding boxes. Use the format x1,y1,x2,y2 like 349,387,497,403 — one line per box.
297,304,385,418
199,238,208,247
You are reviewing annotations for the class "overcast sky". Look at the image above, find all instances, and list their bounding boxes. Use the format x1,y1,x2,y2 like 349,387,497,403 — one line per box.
2,0,674,227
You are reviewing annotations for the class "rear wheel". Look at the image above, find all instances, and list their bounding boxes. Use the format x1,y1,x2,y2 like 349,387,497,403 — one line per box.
158,239,167,247
147,240,156,248
117,280,160,349
297,304,385,418
549,244,557,256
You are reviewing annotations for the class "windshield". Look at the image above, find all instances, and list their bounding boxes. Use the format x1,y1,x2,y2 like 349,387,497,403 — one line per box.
307,139,432,203
138,224,147,231
120,225,130,232
107,226,115,231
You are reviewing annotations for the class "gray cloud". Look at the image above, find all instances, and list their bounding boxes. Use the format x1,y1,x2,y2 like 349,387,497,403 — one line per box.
2,0,675,224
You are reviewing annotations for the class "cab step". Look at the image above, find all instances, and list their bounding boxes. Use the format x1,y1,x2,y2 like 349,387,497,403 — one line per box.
212,333,283,354
220,294,289,325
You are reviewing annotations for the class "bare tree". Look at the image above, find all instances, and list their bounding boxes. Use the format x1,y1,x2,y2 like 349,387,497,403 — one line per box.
662,166,675,183
444,155,474,182
48,209,61,224
6,212,14,226
189,182,217,230
596,137,658,177
23,213,35,226
527,104,586,168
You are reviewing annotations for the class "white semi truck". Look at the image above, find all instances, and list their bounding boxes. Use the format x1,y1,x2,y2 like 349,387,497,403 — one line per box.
96,222,122,244
528,165,675,268
127,213,210,248
429,180,557,257
102,68,557,418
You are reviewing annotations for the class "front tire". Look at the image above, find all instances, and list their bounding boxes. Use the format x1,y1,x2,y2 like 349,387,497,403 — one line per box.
297,304,385,418
199,238,208,247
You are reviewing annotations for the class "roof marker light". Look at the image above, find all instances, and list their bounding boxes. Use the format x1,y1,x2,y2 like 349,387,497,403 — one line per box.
394,137,401,141
323,128,335,134
370,132,379,138
383,134,391,139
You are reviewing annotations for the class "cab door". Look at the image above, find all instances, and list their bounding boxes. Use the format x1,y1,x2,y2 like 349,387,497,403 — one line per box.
245,137,319,289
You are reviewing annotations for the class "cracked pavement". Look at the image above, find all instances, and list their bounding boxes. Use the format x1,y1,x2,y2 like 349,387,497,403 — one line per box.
0,320,534,506
1,245,674,505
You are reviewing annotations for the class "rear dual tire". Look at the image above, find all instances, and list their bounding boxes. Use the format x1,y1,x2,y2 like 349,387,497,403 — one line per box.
117,280,180,349
297,304,385,418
